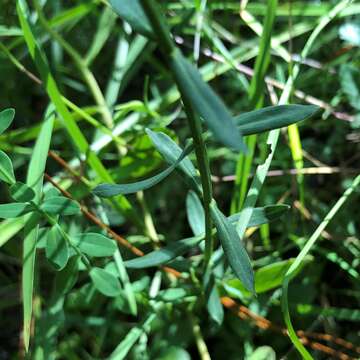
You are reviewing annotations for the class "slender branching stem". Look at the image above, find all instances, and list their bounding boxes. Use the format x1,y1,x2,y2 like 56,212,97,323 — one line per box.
140,0,214,267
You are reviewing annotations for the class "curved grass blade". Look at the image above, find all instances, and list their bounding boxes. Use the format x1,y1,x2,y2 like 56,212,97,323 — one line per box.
22,106,55,352
281,173,360,360
210,201,254,294
0,203,34,218
170,50,245,151
234,105,320,136
109,0,154,39
0,108,15,135
16,0,138,225
93,141,193,197
109,313,156,360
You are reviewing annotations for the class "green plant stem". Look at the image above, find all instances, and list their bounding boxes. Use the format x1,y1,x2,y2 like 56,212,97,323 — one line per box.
33,0,114,129
282,173,360,360
137,191,160,246
140,0,214,267
190,315,211,360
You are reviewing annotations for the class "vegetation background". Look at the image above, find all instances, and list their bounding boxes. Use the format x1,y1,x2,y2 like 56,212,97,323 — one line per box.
0,0,359,359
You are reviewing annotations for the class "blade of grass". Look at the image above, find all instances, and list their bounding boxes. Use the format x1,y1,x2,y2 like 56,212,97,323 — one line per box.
231,0,278,214
22,106,55,352
282,174,360,360
109,313,156,360
16,0,140,226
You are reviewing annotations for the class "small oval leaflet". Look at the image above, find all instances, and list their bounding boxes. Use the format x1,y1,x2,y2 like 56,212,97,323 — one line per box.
72,233,117,257
90,267,122,297
0,150,16,184
0,108,15,135
40,196,81,216
45,226,69,271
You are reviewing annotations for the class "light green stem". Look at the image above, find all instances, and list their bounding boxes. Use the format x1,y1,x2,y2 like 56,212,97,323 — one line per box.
140,0,214,267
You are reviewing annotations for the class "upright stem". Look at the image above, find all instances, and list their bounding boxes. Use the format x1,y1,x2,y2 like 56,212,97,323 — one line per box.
140,0,214,267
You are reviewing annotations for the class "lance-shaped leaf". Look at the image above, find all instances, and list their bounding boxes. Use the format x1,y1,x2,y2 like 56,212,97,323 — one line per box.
186,190,205,236
204,269,224,325
0,150,15,184
93,140,194,197
170,50,246,151
72,233,117,257
124,204,289,269
210,201,254,294
0,108,15,135
229,204,290,227
45,225,69,271
146,129,201,191
109,0,154,39
10,182,35,202
40,197,81,216
125,236,202,269
90,267,122,297
234,105,320,136
0,203,34,218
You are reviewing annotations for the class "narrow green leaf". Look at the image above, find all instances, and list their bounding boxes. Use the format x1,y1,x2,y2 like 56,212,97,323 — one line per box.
210,202,254,294
124,205,288,269
234,105,320,136
0,108,15,135
146,129,200,191
40,197,81,216
204,270,224,325
72,233,117,257
46,226,69,271
113,249,137,315
229,205,290,228
282,173,360,360
109,313,156,360
22,106,55,352
0,150,16,184
170,50,245,151
109,0,154,39
10,182,35,202
125,236,202,269
90,267,122,297
93,141,193,197
186,190,205,236
0,203,34,219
